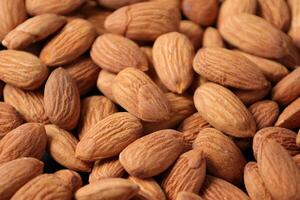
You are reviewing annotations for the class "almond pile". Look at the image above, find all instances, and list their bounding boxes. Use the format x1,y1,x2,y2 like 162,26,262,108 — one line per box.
0,0,300,200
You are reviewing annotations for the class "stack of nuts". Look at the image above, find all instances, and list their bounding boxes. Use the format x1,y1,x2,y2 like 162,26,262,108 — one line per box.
0,0,300,199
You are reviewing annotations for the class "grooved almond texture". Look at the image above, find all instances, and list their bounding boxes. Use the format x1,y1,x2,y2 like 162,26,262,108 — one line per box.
176,192,203,200
0,50,48,90
0,123,47,164
40,19,97,66
44,68,80,130
119,129,184,178
153,32,194,94
104,2,181,41
91,33,148,73
194,82,256,137
288,0,300,49
179,20,203,50
193,48,268,90
275,97,300,129
0,158,43,200
112,68,171,122
202,27,224,48
97,70,116,102
76,112,143,161
54,169,82,192
45,124,92,172
0,102,23,138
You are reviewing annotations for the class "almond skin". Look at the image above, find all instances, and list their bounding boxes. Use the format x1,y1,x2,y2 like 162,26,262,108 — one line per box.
75,178,139,200
2,14,67,50
104,2,180,41
162,149,206,200
202,27,224,48
76,112,143,161
0,123,47,164
288,0,300,49
54,169,82,192
0,102,23,138
44,68,80,130
97,0,145,9
0,158,43,200
153,32,194,94
194,82,256,138
91,33,148,73
0,50,48,90
97,70,116,102
179,20,203,50
40,19,97,67
45,124,92,172
193,48,269,90
112,68,171,122
193,128,246,184
275,97,300,129
176,192,203,200
119,129,185,178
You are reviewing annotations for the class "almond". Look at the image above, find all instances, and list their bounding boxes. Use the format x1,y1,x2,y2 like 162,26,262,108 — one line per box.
44,68,80,130
202,27,224,48
0,50,48,90
54,169,82,192
194,82,256,137
104,2,180,41
275,97,300,129
288,0,300,49
0,123,47,164
112,68,171,122
76,112,143,161
97,0,145,9
176,192,203,200
193,48,269,90
0,158,43,200
119,129,184,178
40,19,97,66
153,32,194,94
0,102,23,138
90,33,148,73
179,20,203,50
97,70,116,102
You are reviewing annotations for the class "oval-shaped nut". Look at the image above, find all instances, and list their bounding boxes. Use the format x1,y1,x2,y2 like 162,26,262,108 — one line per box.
3,84,49,124
193,128,246,184
0,102,23,138
44,68,80,130
182,0,219,26
76,112,143,161
45,124,92,172
2,14,67,50
153,32,194,94
40,19,97,67
179,20,203,50
248,100,279,130
91,33,148,73
176,192,203,200
54,169,82,192
193,48,269,90
78,96,117,140
194,82,256,137
0,50,48,90
162,149,206,200
75,178,139,200
89,158,125,183
97,70,116,102
257,140,300,200
104,2,180,41
199,176,250,200
0,158,43,200
272,68,300,105
0,123,47,164
97,0,145,9
119,129,184,178
288,0,300,49
26,0,85,15
11,174,72,200
65,56,100,96
202,27,224,48
244,162,272,200
112,68,171,122
129,176,166,200
275,97,300,129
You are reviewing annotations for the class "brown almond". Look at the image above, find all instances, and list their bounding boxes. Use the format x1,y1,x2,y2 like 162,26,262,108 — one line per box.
179,20,203,50
54,169,82,192
97,0,145,9
288,0,300,49
275,97,300,129
176,192,203,200
0,102,23,138
202,27,224,48
97,70,116,102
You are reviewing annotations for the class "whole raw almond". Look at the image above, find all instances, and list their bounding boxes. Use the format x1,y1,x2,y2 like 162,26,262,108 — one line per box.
112,68,171,122
0,158,43,200
193,128,246,184
162,149,206,200
2,14,67,50
0,50,48,90
91,33,148,73
153,32,194,94
97,70,116,102
202,27,224,48
75,178,139,200
104,2,180,41
179,20,203,50
288,0,300,49
44,68,80,130
45,124,92,172
193,48,269,90
176,192,203,200
40,19,97,66
0,123,47,164
0,102,23,138
76,112,143,161
54,169,82,192
194,82,256,137
119,129,184,178
3,84,49,124
275,97,300,129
